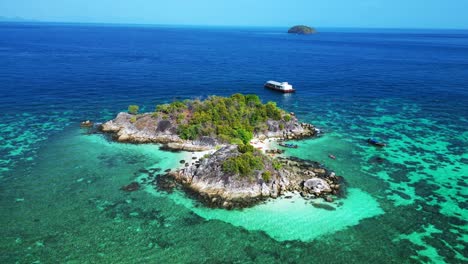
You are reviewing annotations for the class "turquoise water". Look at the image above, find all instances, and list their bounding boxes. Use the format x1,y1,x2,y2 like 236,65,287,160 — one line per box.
1,23,467,263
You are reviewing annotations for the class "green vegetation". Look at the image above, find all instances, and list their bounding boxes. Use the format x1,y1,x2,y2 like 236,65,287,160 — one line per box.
130,116,137,123
272,160,282,170
153,94,290,144
262,171,272,182
237,143,255,153
156,101,187,114
128,105,139,115
222,151,263,176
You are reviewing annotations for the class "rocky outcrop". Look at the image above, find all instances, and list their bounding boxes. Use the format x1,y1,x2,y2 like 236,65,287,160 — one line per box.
256,121,318,140
101,112,181,142
101,111,318,150
80,120,94,128
287,25,316,35
160,147,345,209
100,112,215,150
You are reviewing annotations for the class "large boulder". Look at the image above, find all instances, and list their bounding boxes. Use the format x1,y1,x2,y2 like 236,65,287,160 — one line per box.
303,178,331,194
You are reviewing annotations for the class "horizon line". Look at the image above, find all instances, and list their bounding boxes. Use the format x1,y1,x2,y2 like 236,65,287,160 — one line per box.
1,19,467,31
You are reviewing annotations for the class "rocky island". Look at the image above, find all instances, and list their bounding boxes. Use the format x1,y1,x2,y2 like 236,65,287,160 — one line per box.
101,94,344,209
287,25,316,35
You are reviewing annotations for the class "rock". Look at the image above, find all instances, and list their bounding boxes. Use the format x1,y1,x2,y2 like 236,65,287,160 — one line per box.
167,142,212,151
155,174,176,193
312,203,336,211
325,196,334,203
120,182,140,192
80,120,93,127
261,183,270,197
312,168,326,175
303,178,332,194
118,134,130,142
156,120,172,132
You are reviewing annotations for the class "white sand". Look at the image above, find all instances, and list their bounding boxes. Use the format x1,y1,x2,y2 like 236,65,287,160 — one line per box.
250,137,280,153
166,188,384,242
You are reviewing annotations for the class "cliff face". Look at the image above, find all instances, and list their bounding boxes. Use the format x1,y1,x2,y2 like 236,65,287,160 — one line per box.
162,146,344,209
100,112,213,151
101,112,180,143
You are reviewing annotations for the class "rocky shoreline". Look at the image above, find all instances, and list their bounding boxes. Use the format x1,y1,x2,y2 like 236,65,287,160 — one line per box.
157,146,345,209
100,112,318,151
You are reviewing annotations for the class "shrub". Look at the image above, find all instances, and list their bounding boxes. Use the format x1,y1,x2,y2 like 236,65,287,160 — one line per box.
222,152,263,176
130,116,137,123
273,160,282,170
245,94,261,106
128,105,139,115
265,102,281,120
279,123,285,130
178,124,200,140
176,114,185,124
284,114,291,122
238,143,255,153
230,138,244,145
156,104,171,114
234,128,253,144
262,171,271,182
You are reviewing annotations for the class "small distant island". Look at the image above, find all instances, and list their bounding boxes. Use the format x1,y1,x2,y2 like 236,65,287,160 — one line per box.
287,25,316,35
100,94,344,209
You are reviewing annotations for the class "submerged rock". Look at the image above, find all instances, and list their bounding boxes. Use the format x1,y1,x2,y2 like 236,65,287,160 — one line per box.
120,182,140,192
80,120,94,127
312,203,336,211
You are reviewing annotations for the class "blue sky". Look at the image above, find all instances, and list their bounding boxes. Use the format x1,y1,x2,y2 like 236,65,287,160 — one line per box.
1,0,468,29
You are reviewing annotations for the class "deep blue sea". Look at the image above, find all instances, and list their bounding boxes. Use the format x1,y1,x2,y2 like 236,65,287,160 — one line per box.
0,22,467,263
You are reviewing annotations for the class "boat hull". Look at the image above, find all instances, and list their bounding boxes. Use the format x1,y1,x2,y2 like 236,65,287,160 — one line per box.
264,85,296,93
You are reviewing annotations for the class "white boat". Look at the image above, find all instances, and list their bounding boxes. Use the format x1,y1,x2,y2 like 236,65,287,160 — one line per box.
264,80,296,93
